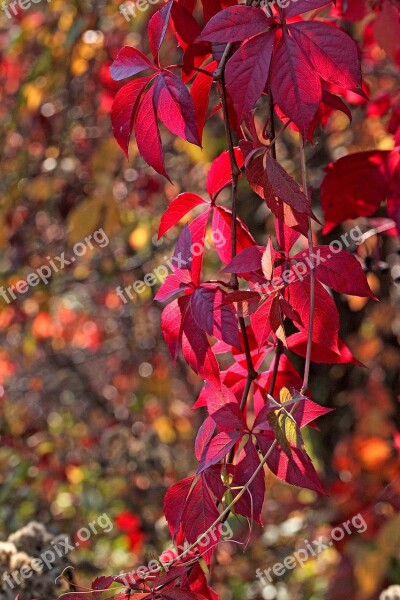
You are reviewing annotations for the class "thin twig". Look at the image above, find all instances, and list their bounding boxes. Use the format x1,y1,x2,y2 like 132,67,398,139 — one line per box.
268,340,284,396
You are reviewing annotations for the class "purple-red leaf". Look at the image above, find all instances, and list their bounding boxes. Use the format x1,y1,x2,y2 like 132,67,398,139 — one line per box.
164,475,196,538
270,32,322,138
205,385,245,431
197,6,273,43
135,87,169,179
195,416,216,461
312,246,377,298
191,286,242,349
111,76,152,157
110,46,156,81
222,246,264,274
265,154,315,217
148,2,174,61
153,70,201,146
289,21,362,91
225,31,275,123
283,0,332,18
198,430,242,472
180,478,220,564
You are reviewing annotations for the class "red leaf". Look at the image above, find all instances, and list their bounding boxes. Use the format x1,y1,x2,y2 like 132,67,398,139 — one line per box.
265,154,315,217
164,475,196,538
212,205,256,264
287,332,363,366
153,70,201,146
162,589,204,600
173,224,194,270
246,155,310,235
148,2,174,61
275,220,301,254
186,209,210,286
190,61,217,140
249,294,274,347
191,286,242,349
179,296,221,384
155,270,191,303
312,246,377,298
195,416,216,461
111,76,152,157
266,442,326,494
158,193,208,239
135,87,169,179
162,298,183,363
225,31,275,123
205,385,245,430
321,151,390,233
283,0,332,18
270,32,322,138
197,6,273,43
289,21,362,91
373,1,400,66
180,478,220,564
185,563,219,600
171,1,202,50
110,46,156,81
287,278,340,352
291,399,334,428
222,246,264,274
206,148,244,200
332,0,367,21
198,430,242,472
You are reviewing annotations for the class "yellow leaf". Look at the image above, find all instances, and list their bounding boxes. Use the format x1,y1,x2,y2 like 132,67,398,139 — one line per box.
280,387,293,405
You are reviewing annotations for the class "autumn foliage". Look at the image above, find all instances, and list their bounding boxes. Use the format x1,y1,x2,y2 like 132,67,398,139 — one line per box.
50,0,400,598
0,0,399,599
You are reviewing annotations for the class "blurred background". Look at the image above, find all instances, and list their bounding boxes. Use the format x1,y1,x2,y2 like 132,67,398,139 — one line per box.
0,1,399,599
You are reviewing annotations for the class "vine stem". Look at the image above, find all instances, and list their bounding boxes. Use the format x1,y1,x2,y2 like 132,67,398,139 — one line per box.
265,87,285,397
215,44,257,400
299,136,315,393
